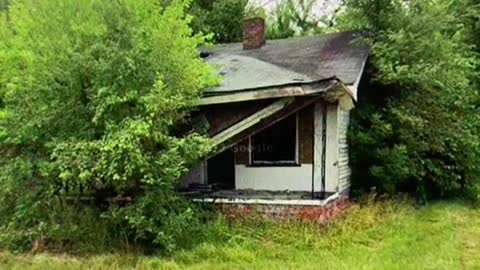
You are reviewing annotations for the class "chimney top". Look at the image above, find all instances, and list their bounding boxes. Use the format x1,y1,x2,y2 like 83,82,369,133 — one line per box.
243,17,265,50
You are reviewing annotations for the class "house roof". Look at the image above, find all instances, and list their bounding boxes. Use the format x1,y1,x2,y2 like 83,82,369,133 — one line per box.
203,31,369,95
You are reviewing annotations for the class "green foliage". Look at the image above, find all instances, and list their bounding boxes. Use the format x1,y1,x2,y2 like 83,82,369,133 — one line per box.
190,0,249,43
266,0,323,39
188,0,324,43
341,0,480,200
188,0,268,44
4,200,480,269
188,0,326,42
0,0,218,252
107,190,211,253
0,0,8,11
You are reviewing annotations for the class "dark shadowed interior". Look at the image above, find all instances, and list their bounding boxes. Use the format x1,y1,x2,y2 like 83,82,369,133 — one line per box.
207,149,235,190
251,113,297,164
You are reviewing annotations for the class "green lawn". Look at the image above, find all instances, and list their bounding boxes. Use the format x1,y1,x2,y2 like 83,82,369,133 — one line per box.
1,200,480,270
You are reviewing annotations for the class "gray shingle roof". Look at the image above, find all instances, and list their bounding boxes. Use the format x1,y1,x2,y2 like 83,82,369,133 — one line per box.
204,31,369,94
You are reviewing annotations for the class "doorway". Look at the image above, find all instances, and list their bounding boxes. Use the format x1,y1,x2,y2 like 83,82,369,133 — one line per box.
207,149,235,190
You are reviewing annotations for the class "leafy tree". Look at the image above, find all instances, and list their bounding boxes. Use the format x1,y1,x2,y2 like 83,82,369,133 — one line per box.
0,0,218,251
338,0,480,201
190,0,250,43
266,1,296,39
266,0,323,39
0,0,8,11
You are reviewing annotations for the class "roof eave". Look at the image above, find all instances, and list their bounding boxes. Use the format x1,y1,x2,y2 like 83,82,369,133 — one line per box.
197,79,340,106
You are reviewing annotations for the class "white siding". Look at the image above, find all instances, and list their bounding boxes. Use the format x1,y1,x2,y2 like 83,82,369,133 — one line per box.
338,109,351,192
325,103,339,192
313,101,324,192
314,101,346,193
235,164,313,191
314,102,351,192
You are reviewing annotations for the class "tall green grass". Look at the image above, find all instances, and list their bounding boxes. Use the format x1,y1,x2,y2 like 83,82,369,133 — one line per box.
1,198,480,269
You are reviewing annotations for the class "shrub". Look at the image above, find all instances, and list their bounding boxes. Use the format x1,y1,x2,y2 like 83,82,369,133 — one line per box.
0,0,218,252
339,0,480,201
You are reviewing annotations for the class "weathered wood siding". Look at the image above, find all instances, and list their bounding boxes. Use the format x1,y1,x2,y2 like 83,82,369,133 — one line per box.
201,100,275,136
314,102,350,193
313,101,324,192
235,139,250,165
338,109,351,192
298,105,314,164
324,103,339,192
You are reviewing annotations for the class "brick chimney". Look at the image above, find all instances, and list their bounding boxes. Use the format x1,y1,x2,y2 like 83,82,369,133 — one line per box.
243,17,265,50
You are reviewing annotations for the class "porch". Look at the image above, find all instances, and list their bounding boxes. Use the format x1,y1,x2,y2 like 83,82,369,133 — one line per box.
181,97,349,202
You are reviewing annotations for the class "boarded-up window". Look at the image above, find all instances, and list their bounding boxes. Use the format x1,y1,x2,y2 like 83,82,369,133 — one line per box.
251,113,297,165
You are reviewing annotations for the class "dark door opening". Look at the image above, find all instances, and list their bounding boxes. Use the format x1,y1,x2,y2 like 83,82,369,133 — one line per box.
207,149,235,190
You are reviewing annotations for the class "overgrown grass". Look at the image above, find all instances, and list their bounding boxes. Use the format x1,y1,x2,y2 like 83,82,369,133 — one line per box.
1,198,480,269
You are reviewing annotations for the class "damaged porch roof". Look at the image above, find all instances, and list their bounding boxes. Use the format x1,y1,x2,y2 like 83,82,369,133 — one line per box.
202,31,369,98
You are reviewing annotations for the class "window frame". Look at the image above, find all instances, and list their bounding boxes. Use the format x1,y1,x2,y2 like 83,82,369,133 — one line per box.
248,113,299,167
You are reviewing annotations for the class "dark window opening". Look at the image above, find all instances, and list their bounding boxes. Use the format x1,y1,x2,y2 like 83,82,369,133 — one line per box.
251,113,297,165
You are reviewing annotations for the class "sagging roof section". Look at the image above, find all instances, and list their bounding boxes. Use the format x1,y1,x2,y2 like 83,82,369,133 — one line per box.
206,54,314,94
198,79,338,105
203,31,369,97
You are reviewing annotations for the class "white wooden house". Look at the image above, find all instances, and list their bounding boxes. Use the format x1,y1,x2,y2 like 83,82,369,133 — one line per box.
182,18,368,207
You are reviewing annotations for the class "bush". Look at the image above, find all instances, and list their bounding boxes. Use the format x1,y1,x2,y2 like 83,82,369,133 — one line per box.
0,0,218,252
339,0,480,201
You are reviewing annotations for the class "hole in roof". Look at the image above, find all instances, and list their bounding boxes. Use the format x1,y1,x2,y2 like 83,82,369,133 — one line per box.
292,78,305,81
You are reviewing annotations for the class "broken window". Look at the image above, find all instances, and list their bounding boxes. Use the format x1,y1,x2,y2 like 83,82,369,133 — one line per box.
250,113,298,165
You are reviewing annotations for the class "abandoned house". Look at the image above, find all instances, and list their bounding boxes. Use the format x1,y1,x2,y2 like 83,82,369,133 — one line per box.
182,18,369,219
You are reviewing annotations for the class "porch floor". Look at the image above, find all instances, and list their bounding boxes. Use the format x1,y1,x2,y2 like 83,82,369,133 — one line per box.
185,189,335,201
